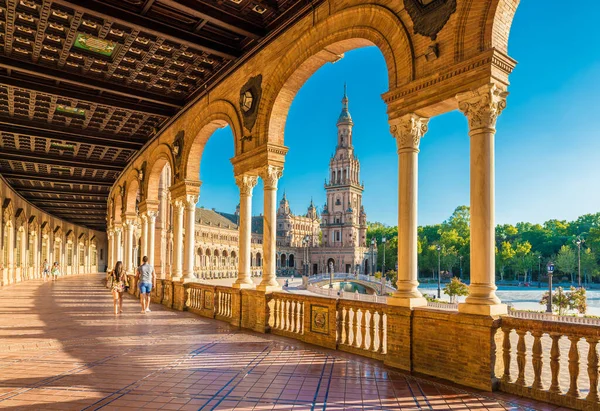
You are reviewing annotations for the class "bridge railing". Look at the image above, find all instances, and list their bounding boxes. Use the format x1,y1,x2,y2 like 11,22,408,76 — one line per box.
151,279,600,410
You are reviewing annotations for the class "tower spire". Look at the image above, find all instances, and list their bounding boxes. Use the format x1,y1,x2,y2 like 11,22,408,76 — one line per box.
337,83,352,126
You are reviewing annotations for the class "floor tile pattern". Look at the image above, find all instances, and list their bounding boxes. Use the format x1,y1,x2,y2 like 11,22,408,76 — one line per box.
0,275,561,410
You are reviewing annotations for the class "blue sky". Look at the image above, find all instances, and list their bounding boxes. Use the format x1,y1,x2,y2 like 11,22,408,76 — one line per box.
198,1,600,227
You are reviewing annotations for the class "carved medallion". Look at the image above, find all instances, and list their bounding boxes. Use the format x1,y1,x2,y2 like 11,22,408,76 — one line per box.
239,74,262,131
311,305,329,334
404,0,457,40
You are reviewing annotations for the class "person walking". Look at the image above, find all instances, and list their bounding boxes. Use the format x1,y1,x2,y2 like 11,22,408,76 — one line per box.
136,256,155,313
109,261,126,315
51,262,60,281
42,259,50,281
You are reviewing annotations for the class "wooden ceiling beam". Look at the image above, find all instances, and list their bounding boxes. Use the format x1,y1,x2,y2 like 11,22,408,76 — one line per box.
0,149,125,172
17,187,109,197
0,75,176,116
0,120,145,151
28,199,108,206
2,172,114,187
0,55,183,109
57,0,240,59
158,0,264,40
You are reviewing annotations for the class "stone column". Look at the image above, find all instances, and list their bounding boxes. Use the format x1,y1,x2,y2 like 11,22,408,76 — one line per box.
140,215,148,261
234,174,258,289
171,199,184,281
114,226,122,263
107,229,114,270
258,165,283,292
457,83,508,316
182,195,198,281
388,114,428,308
147,211,157,266
124,220,136,273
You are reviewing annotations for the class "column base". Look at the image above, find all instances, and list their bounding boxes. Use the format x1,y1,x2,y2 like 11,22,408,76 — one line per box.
387,295,427,308
233,280,255,289
171,276,182,282
458,302,507,316
256,283,281,293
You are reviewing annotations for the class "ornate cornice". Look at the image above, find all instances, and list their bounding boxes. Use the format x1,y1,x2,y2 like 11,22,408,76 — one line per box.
456,83,508,130
169,179,201,200
390,114,429,153
383,49,516,113
235,174,258,196
231,142,288,176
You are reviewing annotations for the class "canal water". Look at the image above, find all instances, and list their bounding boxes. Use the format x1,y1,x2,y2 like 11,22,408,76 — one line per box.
419,285,600,315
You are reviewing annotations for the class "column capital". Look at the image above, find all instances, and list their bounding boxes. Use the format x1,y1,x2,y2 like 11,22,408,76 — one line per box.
258,165,283,189
235,174,258,196
390,113,429,153
456,83,508,131
138,199,159,214
172,194,197,210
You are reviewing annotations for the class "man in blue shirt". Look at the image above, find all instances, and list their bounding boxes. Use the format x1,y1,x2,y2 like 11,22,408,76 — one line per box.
136,256,156,313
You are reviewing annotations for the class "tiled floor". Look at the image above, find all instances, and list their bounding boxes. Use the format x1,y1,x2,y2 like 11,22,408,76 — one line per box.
0,275,560,410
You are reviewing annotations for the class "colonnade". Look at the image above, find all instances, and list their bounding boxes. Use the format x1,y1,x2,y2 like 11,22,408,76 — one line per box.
389,83,507,315
106,84,507,317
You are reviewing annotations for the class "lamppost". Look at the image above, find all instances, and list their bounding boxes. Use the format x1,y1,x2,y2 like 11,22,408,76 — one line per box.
537,255,541,288
436,244,441,299
302,235,309,277
573,236,584,288
329,261,334,289
546,262,555,314
381,237,387,295
370,238,376,277
459,255,463,280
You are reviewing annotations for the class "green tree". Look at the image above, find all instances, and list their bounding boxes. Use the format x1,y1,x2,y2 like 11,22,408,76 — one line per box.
443,277,469,303
580,247,598,283
498,241,515,281
555,245,577,283
511,241,532,282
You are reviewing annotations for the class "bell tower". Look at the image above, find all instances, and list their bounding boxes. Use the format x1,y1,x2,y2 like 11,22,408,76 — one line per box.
321,85,367,248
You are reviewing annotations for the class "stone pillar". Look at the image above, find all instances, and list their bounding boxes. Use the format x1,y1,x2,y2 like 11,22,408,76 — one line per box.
257,165,283,292
234,174,258,289
147,211,157,266
171,199,184,281
114,226,122,263
457,83,508,316
140,215,148,261
388,114,428,308
182,195,198,281
107,229,114,270
124,220,136,273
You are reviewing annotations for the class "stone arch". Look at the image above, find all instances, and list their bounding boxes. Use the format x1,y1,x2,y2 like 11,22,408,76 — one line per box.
123,172,140,215
145,144,176,201
260,4,413,146
454,0,519,62
181,99,242,181
112,193,123,224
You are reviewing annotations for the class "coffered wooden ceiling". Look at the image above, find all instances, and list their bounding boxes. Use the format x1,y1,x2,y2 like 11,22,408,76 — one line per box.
0,0,319,231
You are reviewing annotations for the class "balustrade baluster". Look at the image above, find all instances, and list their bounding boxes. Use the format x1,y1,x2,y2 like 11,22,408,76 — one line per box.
298,302,304,334
350,308,357,347
567,336,581,398
289,301,296,333
531,331,543,390
227,293,232,317
368,310,377,352
354,309,363,349
285,300,291,331
281,300,287,330
362,310,371,350
273,299,280,330
516,330,527,386
502,327,511,383
342,307,350,346
587,338,599,402
378,311,385,354
549,333,561,393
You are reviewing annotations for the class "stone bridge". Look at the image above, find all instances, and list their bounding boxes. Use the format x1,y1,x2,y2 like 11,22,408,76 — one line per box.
307,273,397,295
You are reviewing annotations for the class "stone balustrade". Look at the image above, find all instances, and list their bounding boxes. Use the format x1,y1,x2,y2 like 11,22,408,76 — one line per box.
500,316,600,410
146,279,600,410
